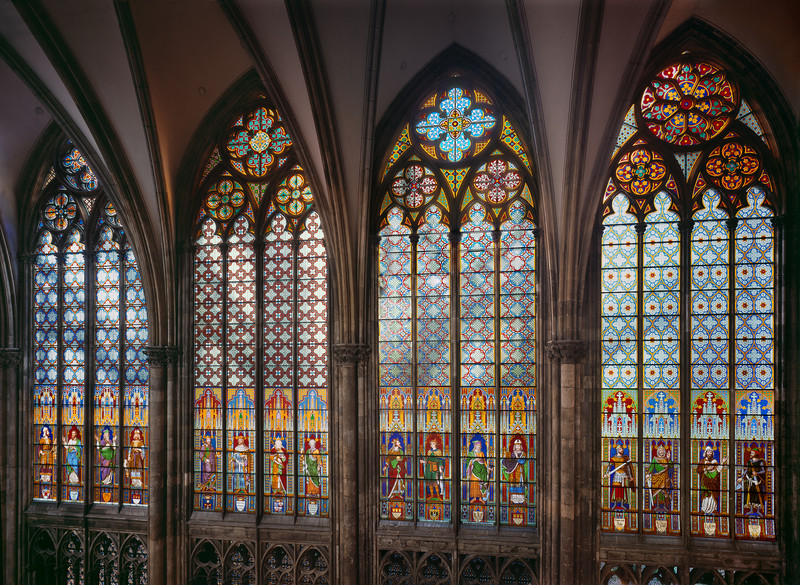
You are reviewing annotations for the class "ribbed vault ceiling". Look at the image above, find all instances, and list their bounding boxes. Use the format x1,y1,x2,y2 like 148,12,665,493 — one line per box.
0,0,798,267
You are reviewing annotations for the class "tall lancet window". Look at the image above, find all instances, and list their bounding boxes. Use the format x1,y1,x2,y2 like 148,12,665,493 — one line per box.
192,98,329,517
600,57,778,541
32,141,150,506
377,79,538,526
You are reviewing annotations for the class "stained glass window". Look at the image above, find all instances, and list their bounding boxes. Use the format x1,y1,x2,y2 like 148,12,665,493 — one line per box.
378,79,537,526
192,98,329,517
600,57,777,540
32,141,149,507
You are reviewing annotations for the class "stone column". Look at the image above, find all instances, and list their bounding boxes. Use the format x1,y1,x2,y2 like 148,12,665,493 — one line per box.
0,348,20,584
544,340,590,585
144,345,181,585
332,344,369,584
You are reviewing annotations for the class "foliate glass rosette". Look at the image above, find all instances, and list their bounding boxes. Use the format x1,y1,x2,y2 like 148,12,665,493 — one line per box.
414,86,497,163
614,148,668,197
704,142,761,191
390,163,438,209
638,61,738,147
472,158,522,205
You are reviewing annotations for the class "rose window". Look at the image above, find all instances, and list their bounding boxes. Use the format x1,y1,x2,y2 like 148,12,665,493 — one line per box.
705,142,760,191
615,148,667,196
226,106,292,178
638,61,738,146
415,87,497,163
391,164,437,208
472,158,522,204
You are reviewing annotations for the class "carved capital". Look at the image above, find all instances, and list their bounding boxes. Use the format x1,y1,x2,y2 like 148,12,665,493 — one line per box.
332,344,370,365
544,340,587,364
770,214,785,230
17,252,37,266
679,218,694,234
144,345,182,366
0,348,21,366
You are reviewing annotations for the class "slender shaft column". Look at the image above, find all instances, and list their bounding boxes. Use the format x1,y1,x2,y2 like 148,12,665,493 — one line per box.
544,340,590,585
332,344,369,584
144,346,179,585
0,348,21,584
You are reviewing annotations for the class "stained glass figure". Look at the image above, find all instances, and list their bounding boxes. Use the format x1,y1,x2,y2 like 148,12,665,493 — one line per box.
377,80,537,527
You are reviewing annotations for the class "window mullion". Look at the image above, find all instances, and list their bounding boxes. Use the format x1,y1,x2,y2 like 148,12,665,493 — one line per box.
492,228,501,530
56,246,64,504
679,217,693,544
410,231,419,527
221,240,229,516
84,232,94,511
636,220,645,534
727,215,738,538
255,237,264,519
450,229,461,533
118,235,128,508
292,234,299,521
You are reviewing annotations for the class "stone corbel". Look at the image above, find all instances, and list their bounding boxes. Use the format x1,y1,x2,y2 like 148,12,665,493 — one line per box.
544,340,587,364
0,348,21,367
144,346,183,367
332,344,370,365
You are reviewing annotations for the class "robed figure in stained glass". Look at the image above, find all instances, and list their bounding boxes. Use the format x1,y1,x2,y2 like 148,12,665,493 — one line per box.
604,442,634,510
383,435,407,500
96,426,116,487
65,425,83,485
199,433,216,489
697,444,727,515
502,435,528,504
303,436,323,498
270,437,288,495
232,434,249,492
466,435,492,504
38,425,55,481
739,445,766,513
422,433,445,501
124,426,145,488
646,442,672,512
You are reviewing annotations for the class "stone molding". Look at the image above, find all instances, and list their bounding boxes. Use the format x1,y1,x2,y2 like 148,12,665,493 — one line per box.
0,348,21,366
544,340,587,364
144,345,182,366
332,344,370,365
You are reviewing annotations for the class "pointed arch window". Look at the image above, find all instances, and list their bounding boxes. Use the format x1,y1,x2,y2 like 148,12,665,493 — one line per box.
32,141,150,507
192,98,329,517
377,80,538,526
600,58,778,540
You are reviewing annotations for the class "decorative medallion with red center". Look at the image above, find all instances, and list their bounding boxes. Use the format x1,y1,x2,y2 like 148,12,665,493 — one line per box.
391,164,438,208
638,61,738,146
615,148,668,197
705,142,760,190
472,158,522,204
